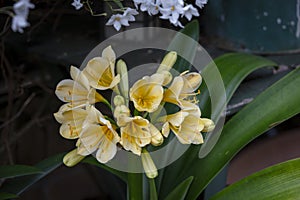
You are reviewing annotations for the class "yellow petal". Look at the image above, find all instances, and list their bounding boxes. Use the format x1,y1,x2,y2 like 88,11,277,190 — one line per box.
70,66,90,90
162,122,170,137
180,100,201,118
166,111,189,127
63,149,85,167
96,135,118,163
80,124,103,154
120,131,141,155
181,72,202,93
201,118,215,132
130,75,164,112
149,123,163,146
60,122,83,139
174,115,204,144
83,57,119,90
55,79,89,106
163,76,184,105
102,45,116,64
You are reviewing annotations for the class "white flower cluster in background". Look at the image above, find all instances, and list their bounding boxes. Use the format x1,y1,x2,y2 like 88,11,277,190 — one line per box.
71,0,208,31
11,0,35,33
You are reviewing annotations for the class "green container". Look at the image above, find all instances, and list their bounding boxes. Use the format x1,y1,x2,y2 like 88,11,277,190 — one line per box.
203,0,300,53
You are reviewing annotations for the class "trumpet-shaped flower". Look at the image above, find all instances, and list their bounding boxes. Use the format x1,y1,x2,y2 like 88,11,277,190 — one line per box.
119,116,151,155
83,46,120,90
79,106,120,163
163,72,202,107
162,112,205,144
130,73,164,112
55,66,105,108
54,104,88,139
79,124,120,163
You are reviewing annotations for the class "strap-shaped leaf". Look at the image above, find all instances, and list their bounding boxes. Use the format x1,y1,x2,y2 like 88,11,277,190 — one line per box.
82,156,127,182
164,176,194,200
0,192,18,200
0,153,64,195
210,158,300,200
184,67,300,199
0,165,42,179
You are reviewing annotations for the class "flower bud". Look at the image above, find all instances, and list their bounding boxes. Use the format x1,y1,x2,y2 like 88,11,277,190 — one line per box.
114,95,125,106
63,149,85,167
159,70,173,86
117,59,129,100
182,72,202,93
141,149,158,179
201,118,215,132
114,105,130,120
157,51,177,73
149,123,164,146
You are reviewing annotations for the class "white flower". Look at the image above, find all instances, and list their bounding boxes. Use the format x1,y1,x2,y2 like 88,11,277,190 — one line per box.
195,0,208,9
106,14,129,31
11,15,29,33
160,0,184,25
72,0,83,10
123,8,139,21
11,0,34,33
13,0,35,17
147,1,161,15
183,5,199,21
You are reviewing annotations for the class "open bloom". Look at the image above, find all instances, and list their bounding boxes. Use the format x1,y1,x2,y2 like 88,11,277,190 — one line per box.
55,66,105,108
78,106,120,163
83,46,120,90
163,72,202,108
71,0,83,10
54,104,88,139
161,111,207,144
160,0,184,25
12,0,35,33
130,73,164,112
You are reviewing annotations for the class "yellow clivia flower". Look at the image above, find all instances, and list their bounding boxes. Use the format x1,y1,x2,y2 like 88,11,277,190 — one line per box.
119,116,151,155
161,111,205,144
130,73,164,113
83,46,120,90
55,66,105,108
53,104,88,139
163,72,202,108
79,106,120,163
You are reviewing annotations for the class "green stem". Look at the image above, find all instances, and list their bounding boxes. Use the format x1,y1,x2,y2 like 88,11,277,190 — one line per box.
149,178,158,200
127,173,143,200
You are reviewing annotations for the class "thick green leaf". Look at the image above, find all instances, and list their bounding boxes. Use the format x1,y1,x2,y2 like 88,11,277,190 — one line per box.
164,177,194,200
82,156,127,182
199,53,277,157
127,173,143,200
0,165,42,179
0,192,18,200
167,20,199,72
210,158,300,200
0,153,64,195
159,53,277,199
184,67,300,199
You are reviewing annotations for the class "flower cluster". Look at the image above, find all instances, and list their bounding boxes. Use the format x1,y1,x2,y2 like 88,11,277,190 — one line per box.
72,0,208,31
54,46,214,178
